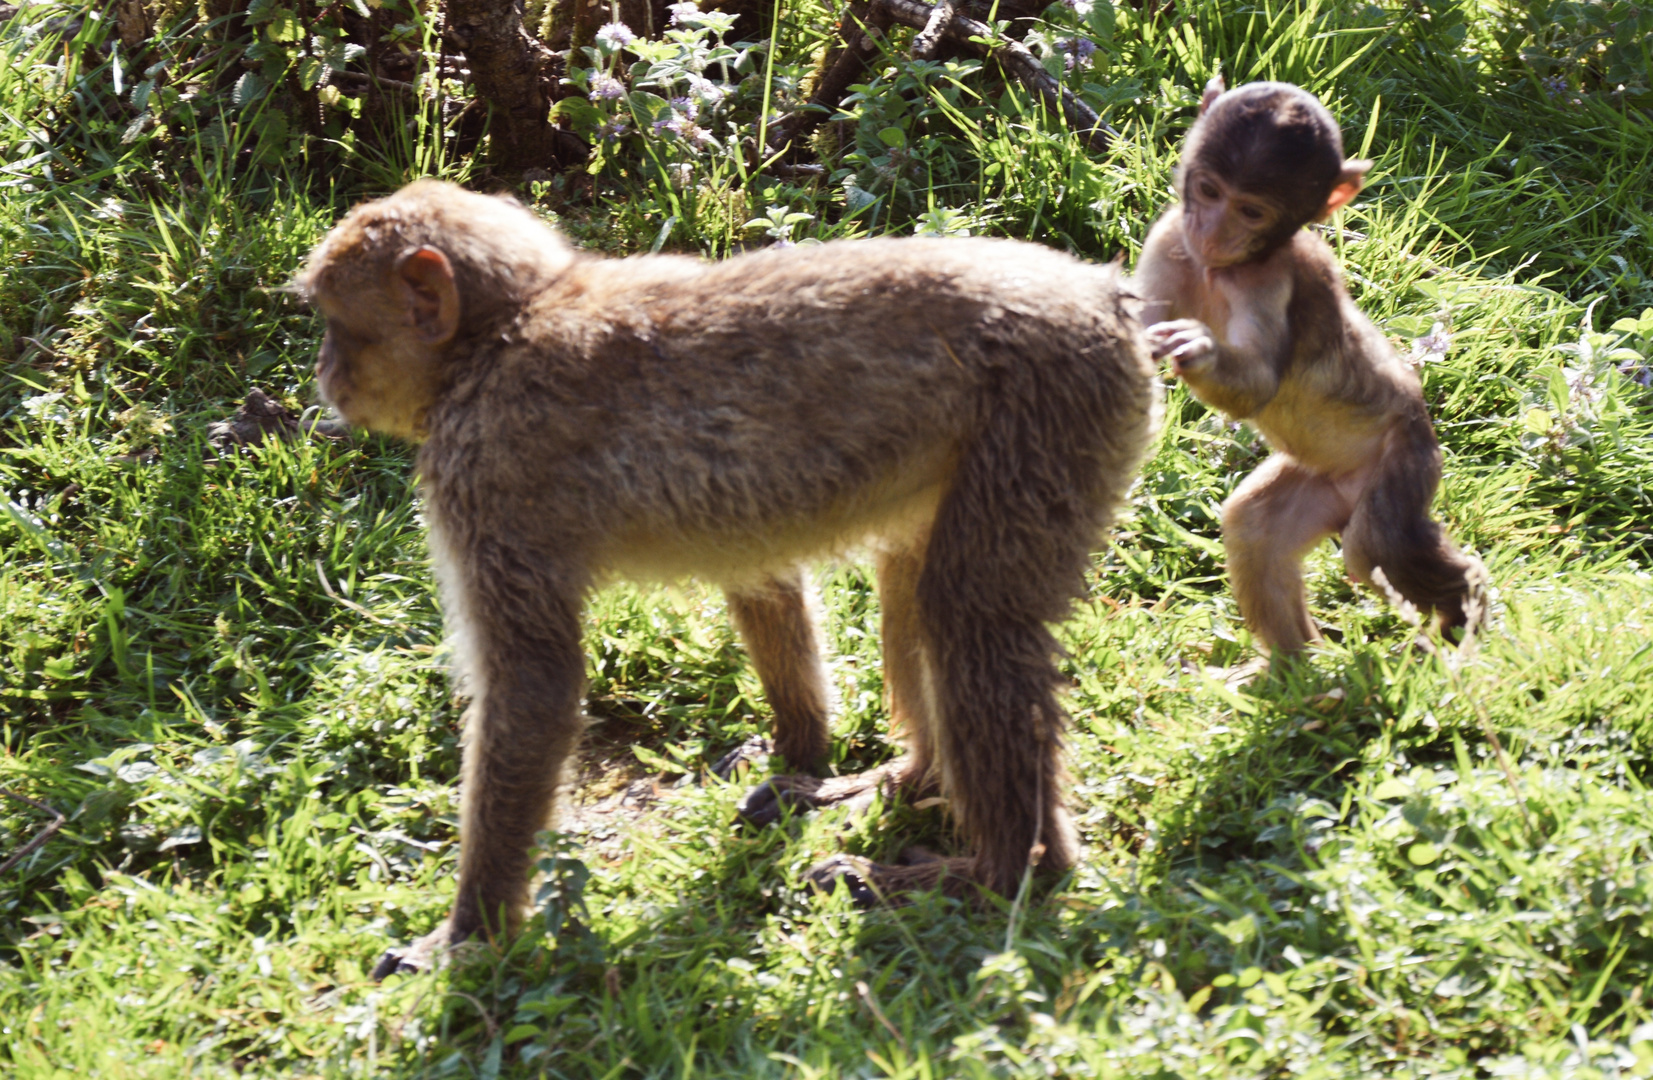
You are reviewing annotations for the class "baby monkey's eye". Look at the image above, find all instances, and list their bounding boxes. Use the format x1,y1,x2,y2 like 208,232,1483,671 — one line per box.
1198,180,1221,200
1239,205,1267,222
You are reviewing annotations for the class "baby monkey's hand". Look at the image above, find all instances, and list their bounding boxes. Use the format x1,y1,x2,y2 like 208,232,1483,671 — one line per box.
1146,319,1216,377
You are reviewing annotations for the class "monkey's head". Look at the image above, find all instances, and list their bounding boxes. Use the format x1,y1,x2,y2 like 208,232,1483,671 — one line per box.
1175,78,1371,269
297,180,576,440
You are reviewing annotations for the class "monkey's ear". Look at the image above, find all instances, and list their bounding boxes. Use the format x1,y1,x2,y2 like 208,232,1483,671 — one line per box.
396,246,460,346
1199,75,1226,115
1321,159,1371,217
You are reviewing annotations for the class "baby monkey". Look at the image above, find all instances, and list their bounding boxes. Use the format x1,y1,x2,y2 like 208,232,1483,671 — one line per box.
299,180,1159,973
1134,77,1485,656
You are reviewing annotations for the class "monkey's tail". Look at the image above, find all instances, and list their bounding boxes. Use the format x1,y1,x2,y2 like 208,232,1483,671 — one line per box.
1344,410,1488,631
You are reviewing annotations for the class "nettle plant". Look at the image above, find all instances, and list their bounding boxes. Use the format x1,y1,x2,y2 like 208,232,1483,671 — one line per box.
556,2,755,172
1519,302,1653,457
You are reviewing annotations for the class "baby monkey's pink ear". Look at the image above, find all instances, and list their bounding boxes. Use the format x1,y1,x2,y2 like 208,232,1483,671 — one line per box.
1322,158,1372,217
1199,74,1226,115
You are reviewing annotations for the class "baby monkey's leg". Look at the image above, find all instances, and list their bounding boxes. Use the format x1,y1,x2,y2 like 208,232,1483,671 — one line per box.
1223,455,1351,656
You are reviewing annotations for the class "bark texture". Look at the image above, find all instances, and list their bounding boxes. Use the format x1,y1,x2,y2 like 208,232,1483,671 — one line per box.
447,0,561,173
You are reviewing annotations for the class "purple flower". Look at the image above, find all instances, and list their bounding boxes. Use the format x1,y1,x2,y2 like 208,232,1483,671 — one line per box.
599,118,630,141
670,96,700,122
652,109,687,137
595,22,635,49
590,72,625,100
1057,36,1097,72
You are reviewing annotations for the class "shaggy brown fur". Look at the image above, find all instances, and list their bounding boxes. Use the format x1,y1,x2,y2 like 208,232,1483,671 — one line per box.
299,179,1160,971
1133,79,1486,656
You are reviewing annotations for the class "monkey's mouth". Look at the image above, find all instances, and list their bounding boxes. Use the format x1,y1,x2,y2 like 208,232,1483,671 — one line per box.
1180,236,1229,271
1194,245,1252,271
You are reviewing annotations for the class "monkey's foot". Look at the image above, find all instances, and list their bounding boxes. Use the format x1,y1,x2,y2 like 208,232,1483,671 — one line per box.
805,852,978,907
735,759,916,827
370,924,454,980
1200,655,1269,690
710,735,773,780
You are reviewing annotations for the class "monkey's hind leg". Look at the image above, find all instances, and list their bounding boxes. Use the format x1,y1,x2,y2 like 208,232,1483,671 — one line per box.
1341,417,1487,635
726,568,834,772
734,543,938,827
812,425,1120,902
1222,455,1349,657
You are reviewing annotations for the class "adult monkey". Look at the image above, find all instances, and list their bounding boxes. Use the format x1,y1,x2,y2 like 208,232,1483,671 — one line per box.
1134,78,1485,657
298,180,1160,973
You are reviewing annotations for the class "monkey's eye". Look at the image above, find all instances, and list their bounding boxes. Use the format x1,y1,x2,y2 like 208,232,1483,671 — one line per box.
1198,180,1221,201
1239,205,1267,222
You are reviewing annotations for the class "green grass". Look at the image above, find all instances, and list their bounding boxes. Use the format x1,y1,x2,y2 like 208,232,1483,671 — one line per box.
3,0,1653,1075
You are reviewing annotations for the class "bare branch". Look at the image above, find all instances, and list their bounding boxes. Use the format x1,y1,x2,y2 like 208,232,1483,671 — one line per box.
765,0,1114,162
910,0,956,61
875,0,1114,151
0,789,65,876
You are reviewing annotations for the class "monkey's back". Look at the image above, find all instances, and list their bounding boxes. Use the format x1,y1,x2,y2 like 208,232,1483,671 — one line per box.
418,236,1158,585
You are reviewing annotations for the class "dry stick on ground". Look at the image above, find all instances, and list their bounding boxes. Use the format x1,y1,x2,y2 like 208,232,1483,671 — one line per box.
763,0,894,158
765,0,1114,160
879,0,1114,151
0,789,65,876
910,0,956,60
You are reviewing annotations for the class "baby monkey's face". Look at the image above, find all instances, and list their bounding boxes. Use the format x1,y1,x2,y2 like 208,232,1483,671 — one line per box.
1179,167,1283,269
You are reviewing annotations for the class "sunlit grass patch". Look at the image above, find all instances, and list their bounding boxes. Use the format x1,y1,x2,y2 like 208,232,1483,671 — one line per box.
2,0,1653,1074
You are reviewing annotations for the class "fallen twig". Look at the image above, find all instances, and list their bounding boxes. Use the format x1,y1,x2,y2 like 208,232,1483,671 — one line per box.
0,788,65,875
910,0,956,60
764,0,893,156
765,0,1114,160
328,70,419,96
876,0,1114,152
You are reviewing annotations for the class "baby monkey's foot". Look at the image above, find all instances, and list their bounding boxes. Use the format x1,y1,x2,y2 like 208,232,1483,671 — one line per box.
710,735,773,780
370,921,496,980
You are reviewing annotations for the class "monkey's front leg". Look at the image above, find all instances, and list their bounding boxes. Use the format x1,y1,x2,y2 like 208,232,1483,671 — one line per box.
1146,318,1280,419
726,569,833,772
1145,318,1217,377
373,591,588,978
1223,456,1350,656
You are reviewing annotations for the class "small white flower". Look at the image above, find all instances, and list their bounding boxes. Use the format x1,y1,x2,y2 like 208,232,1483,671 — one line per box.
687,75,725,106
1409,321,1453,367
595,22,635,49
668,1,701,26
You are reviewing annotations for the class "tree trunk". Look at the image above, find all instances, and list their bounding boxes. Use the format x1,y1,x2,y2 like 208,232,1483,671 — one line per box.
447,0,561,174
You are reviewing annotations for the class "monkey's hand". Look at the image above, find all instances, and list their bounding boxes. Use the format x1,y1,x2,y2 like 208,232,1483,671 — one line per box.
1146,319,1217,378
